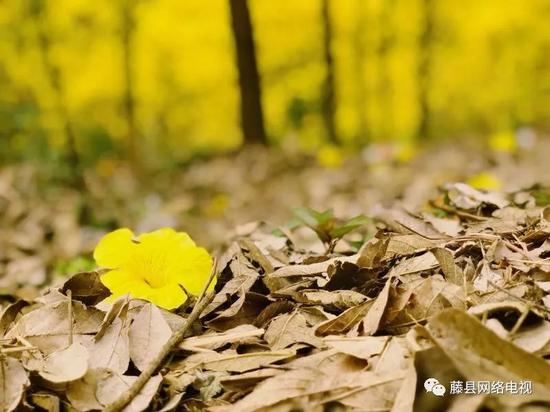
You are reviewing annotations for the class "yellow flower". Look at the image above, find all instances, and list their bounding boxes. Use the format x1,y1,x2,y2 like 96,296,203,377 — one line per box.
94,228,214,310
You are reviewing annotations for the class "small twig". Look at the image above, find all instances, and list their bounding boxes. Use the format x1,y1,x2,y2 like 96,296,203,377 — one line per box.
67,289,73,346
103,259,218,412
509,309,529,336
0,345,38,354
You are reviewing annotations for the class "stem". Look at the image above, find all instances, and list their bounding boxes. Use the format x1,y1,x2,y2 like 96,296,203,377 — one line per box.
103,259,217,412
68,290,73,346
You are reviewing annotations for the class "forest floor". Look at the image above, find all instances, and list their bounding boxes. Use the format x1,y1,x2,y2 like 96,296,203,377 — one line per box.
2,139,550,411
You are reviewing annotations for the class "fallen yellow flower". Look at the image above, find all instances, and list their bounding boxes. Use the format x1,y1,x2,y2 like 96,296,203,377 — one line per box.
94,228,214,310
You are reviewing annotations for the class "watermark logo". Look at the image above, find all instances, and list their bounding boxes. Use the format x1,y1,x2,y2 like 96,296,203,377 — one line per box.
424,378,446,396
424,378,533,396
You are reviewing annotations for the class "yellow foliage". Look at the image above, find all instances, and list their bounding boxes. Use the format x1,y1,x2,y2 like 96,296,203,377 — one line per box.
467,172,502,190
317,144,345,169
0,0,548,157
489,131,517,153
94,228,214,309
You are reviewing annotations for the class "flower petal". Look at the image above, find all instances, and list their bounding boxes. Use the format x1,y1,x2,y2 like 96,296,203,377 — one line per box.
173,246,214,295
94,228,136,268
138,228,195,248
146,283,187,310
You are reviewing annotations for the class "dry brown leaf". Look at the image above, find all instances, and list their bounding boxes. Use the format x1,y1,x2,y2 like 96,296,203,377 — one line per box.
66,368,109,411
373,208,444,239
201,258,259,318
179,349,296,373
446,182,509,209
323,335,389,359
0,356,29,412
207,292,270,331
361,277,393,335
96,372,162,412
6,300,103,354
431,247,464,285
268,254,358,278
218,368,282,392
357,236,389,268
61,271,110,306
129,303,172,371
39,342,89,383
427,309,550,390
30,393,60,411
388,253,439,278
384,235,437,259
264,311,323,350
179,324,263,352
86,316,129,374
295,289,368,310
315,300,373,336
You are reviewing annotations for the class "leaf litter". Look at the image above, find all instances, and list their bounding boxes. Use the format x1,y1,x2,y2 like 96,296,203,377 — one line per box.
2,182,550,410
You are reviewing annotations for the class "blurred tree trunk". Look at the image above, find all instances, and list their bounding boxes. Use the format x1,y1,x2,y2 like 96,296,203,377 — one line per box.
417,0,434,140
376,0,395,140
353,1,368,143
31,0,80,182
321,0,337,143
229,0,267,145
121,0,139,169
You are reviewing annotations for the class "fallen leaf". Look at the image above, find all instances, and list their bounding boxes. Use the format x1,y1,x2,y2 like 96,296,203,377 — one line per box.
179,324,263,352
86,316,129,374
0,356,29,412
61,271,110,306
315,300,373,336
264,311,323,350
427,309,550,389
323,335,389,359
179,349,296,373
39,342,89,383
296,289,368,310
361,277,393,335
66,368,108,411
96,372,162,412
129,303,172,371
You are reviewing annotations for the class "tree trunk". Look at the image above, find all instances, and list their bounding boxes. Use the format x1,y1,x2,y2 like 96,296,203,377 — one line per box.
353,0,368,143
228,0,267,145
417,0,434,140
32,1,80,182
376,0,395,140
321,0,337,143
121,0,139,168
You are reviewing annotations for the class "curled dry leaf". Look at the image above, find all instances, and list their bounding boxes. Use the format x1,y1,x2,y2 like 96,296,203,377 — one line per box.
315,300,373,336
61,271,110,306
0,355,30,412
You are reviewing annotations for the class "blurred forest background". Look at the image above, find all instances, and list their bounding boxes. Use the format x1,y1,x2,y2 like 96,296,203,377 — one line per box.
1,0,550,278
0,0,549,172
